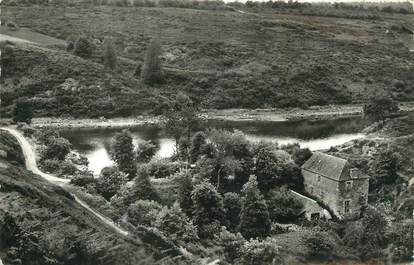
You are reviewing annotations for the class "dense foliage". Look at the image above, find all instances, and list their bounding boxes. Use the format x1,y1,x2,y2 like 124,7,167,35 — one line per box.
110,130,137,178
13,99,33,124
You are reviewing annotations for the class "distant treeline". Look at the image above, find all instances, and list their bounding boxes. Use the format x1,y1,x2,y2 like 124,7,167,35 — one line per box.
228,0,413,15
2,0,230,10
2,0,412,14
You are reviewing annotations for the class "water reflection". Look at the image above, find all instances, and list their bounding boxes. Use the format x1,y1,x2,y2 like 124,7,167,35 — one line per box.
61,117,367,175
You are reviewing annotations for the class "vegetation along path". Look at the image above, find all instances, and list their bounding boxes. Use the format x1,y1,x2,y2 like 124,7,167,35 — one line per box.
0,126,129,237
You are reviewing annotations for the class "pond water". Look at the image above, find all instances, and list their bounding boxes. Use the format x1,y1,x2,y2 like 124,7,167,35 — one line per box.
60,117,367,175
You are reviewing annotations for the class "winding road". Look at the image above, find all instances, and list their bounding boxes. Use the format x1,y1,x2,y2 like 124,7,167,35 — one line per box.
1,127,129,237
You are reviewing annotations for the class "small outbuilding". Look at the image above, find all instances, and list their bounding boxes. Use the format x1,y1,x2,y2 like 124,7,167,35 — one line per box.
289,190,332,221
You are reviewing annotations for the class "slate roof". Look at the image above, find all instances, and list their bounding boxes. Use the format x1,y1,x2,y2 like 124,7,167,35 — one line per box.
301,152,348,181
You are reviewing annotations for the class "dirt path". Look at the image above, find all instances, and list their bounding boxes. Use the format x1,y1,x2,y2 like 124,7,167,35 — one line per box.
0,127,129,237
0,33,34,44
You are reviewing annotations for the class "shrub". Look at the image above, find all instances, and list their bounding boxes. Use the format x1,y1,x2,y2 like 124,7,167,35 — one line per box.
13,100,32,124
73,35,94,59
70,173,96,187
136,140,158,163
363,96,399,121
42,137,71,161
238,238,282,265
305,231,336,259
96,166,127,200
143,159,183,178
127,200,162,226
216,227,245,263
154,203,199,243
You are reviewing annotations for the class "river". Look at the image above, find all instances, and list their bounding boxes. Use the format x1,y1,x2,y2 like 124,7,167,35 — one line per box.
60,117,366,175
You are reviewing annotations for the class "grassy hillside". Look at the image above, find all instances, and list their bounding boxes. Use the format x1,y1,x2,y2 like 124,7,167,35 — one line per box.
1,4,414,117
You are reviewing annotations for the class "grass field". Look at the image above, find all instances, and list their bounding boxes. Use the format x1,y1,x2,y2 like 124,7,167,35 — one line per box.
1,4,413,117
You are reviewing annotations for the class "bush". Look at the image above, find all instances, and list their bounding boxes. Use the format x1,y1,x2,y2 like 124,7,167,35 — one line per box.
363,96,399,121
143,159,183,178
13,100,32,124
73,35,94,59
70,173,96,187
305,232,336,259
136,140,158,163
6,21,18,30
127,200,162,227
42,136,71,161
154,203,199,243
216,227,245,263
96,166,127,200
238,238,282,265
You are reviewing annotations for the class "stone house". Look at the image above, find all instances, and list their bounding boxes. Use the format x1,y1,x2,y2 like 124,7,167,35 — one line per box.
301,152,369,220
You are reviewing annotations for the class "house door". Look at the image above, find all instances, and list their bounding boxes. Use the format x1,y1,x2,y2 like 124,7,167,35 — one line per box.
310,213,320,220
344,200,350,214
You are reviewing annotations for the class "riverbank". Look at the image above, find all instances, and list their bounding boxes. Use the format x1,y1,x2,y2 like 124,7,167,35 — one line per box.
29,102,414,129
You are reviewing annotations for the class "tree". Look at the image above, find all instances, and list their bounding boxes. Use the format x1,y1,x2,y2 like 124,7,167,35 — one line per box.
73,35,93,59
136,140,157,163
189,131,207,163
127,200,162,226
43,136,71,161
266,189,303,223
133,168,160,201
164,92,199,148
292,147,312,167
96,166,127,200
154,203,199,243
110,130,137,178
103,38,117,70
198,130,253,192
279,161,304,190
191,181,226,238
13,99,32,124
253,142,291,192
141,37,162,84
371,148,401,191
238,175,271,239
223,192,242,231
363,96,399,121
177,172,193,218
343,207,389,259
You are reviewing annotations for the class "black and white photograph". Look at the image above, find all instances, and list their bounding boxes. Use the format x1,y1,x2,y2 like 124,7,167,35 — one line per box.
0,0,413,264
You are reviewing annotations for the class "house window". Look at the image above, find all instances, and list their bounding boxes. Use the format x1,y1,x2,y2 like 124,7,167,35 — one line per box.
344,200,351,214
345,181,353,191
